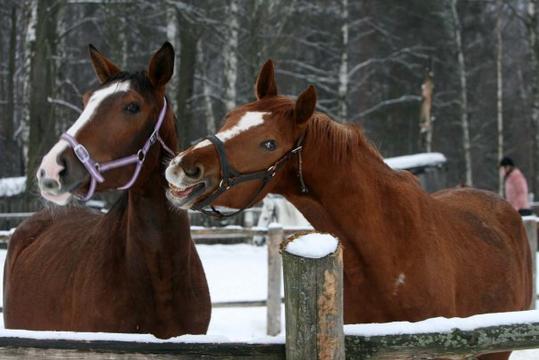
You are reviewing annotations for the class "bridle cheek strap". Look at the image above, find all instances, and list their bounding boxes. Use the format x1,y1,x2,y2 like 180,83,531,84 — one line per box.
60,97,175,202
192,133,308,218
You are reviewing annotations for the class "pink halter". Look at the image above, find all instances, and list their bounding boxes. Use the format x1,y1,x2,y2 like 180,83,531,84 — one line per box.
60,98,175,201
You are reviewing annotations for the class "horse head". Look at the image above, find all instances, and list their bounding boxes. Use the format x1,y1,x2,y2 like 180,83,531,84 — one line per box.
165,60,316,215
37,42,176,205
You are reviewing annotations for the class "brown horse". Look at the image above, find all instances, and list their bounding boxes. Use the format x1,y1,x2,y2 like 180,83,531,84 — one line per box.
166,60,532,359
4,43,211,339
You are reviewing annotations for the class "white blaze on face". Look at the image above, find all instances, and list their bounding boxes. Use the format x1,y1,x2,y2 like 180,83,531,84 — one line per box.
37,81,131,203
167,111,270,189
192,111,270,150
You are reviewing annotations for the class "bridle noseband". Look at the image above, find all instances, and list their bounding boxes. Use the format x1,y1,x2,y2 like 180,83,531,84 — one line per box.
60,97,175,201
192,133,308,218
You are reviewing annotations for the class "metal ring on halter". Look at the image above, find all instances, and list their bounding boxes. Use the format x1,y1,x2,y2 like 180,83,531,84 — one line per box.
137,150,145,162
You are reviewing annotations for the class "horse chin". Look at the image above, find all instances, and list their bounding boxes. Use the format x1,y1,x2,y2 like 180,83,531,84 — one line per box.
40,191,72,206
166,182,207,209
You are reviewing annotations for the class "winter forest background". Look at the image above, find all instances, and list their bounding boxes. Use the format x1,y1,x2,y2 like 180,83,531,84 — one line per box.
0,0,538,202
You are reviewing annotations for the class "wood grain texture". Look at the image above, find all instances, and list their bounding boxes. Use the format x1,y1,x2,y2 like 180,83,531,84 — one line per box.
283,239,344,359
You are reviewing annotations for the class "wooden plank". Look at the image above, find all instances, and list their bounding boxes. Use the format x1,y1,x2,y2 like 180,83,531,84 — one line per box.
0,226,315,246
524,218,537,309
0,212,34,219
212,299,283,308
345,322,539,359
0,338,285,359
266,224,283,336
283,236,345,360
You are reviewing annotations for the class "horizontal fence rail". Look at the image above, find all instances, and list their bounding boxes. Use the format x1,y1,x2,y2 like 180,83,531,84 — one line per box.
345,311,539,359
0,331,286,359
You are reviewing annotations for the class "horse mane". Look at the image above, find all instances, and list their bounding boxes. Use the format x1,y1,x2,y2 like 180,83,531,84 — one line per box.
306,113,384,164
239,96,384,165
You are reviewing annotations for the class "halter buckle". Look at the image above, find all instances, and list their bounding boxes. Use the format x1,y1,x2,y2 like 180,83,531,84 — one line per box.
74,144,90,162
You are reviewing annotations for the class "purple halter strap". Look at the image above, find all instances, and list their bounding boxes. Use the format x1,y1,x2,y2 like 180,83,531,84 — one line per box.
60,98,175,201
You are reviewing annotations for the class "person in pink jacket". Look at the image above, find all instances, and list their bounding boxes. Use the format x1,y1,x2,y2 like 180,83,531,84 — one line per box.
500,157,532,216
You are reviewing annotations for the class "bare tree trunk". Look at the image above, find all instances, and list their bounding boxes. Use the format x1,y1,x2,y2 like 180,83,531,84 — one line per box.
197,40,216,134
26,1,62,186
1,4,21,176
176,14,198,148
419,68,434,153
21,0,38,166
223,0,239,112
451,0,473,186
527,0,539,194
166,5,179,113
337,0,349,122
496,0,504,195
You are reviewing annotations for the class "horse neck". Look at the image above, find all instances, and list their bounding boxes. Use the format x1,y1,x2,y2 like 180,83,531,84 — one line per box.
107,109,193,273
278,123,430,262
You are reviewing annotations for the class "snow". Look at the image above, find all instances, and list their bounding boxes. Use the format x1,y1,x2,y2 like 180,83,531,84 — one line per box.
345,310,539,337
208,306,285,343
197,244,282,303
268,222,282,229
0,325,227,344
0,229,15,237
0,177,26,197
385,152,446,170
285,233,338,259
522,215,539,223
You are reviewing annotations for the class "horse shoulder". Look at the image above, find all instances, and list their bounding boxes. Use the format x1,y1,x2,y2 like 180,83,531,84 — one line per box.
5,210,56,267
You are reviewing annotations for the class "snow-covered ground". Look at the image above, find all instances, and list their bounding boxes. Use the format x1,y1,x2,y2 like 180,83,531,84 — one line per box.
0,244,536,358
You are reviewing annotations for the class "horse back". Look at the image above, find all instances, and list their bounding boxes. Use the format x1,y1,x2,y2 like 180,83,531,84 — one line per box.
432,187,532,311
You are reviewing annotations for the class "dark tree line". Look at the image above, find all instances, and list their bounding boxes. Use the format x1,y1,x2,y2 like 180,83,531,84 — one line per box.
0,0,537,200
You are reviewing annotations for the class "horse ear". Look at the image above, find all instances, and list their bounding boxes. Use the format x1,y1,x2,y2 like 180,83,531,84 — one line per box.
294,85,317,125
255,59,278,100
88,44,121,84
148,42,175,89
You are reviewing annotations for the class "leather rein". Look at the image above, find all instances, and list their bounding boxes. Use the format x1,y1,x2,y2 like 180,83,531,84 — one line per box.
192,134,308,218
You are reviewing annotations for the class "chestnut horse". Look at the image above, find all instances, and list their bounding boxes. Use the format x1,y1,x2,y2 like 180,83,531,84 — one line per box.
4,43,210,338
166,60,532,359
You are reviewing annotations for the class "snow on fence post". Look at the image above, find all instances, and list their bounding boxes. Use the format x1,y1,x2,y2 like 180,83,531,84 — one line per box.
267,223,284,336
524,217,538,309
282,232,344,360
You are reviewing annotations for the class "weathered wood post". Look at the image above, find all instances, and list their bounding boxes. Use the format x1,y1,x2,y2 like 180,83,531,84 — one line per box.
282,233,344,359
267,223,284,336
524,217,537,309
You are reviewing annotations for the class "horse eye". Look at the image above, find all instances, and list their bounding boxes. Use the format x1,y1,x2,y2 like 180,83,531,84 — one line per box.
124,102,140,114
261,140,277,151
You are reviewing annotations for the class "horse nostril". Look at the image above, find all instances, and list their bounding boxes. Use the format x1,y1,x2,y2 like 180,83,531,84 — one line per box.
42,178,61,192
184,165,202,179
58,154,68,179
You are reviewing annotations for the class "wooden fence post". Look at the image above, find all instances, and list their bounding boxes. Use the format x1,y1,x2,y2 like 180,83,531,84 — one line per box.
524,217,537,309
267,223,283,336
283,233,344,360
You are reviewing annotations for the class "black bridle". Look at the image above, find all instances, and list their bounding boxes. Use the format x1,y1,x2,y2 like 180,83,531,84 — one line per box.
192,134,308,218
